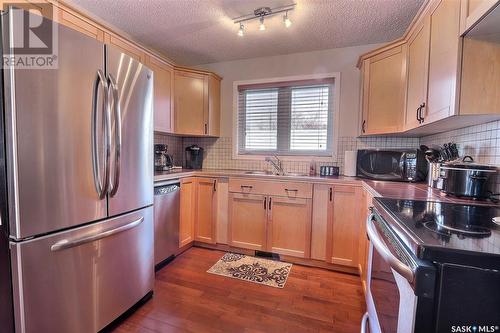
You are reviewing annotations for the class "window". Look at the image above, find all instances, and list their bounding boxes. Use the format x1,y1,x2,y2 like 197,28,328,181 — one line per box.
237,77,335,156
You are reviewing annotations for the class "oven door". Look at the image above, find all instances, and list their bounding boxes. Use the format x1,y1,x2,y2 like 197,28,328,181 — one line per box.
363,212,435,333
357,150,406,181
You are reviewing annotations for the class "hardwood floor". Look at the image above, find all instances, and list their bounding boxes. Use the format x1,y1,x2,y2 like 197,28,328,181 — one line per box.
111,247,366,333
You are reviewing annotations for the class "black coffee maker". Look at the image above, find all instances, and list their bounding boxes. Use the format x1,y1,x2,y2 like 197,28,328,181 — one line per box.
185,145,204,169
154,144,173,171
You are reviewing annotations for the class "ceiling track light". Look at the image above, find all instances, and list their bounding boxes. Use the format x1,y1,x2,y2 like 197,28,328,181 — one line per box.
283,11,292,28
233,3,295,35
259,17,266,31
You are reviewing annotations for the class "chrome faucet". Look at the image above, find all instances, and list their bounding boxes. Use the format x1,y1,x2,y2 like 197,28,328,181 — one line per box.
265,155,284,175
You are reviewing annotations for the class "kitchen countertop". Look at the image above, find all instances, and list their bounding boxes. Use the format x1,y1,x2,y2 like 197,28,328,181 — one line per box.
154,169,499,206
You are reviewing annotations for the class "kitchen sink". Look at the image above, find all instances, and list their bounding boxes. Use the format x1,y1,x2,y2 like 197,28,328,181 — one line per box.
283,172,310,177
244,171,273,175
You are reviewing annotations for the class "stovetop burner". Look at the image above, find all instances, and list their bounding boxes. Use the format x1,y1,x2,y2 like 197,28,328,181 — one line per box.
422,220,492,238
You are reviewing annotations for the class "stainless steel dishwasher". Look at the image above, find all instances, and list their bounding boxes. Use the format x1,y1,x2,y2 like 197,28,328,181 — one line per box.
154,180,180,270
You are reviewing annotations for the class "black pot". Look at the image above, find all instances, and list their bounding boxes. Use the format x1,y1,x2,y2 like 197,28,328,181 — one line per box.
440,157,497,199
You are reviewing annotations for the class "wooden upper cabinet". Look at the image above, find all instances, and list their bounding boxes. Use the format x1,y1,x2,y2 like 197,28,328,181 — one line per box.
360,45,407,135
267,196,312,258
426,0,461,123
228,193,268,251
194,178,217,244
55,8,104,41
460,0,500,34
460,37,500,116
104,33,145,63
173,69,221,137
148,55,174,133
405,17,430,130
179,178,196,248
327,186,363,268
207,75,221,136
174,70,208,136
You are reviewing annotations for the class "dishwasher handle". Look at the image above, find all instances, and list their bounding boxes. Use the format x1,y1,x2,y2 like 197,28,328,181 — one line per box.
154,183,180,195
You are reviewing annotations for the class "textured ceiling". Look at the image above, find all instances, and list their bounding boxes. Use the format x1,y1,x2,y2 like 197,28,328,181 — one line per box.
66,0,425,66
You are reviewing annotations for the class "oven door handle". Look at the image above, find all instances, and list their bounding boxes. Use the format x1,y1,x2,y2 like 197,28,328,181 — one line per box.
366,213,415,283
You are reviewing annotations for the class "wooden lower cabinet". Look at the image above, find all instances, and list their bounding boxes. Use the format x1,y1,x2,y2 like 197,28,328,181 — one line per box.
267,196,312,258
327,186,363,267
228,193,312,258
194,178,217,244
179,178,196,248
228,193,267,251
311,184,364,268
359,189,374,296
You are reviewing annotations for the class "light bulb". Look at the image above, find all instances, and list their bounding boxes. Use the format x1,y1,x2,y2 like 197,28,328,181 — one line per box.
238,23,244,36
284,12,292,28
259,17,266,31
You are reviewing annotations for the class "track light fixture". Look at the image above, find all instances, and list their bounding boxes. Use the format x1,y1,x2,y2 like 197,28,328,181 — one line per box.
233,3,295,36
283,11,292,28
238,23,244,36
259,17,266,31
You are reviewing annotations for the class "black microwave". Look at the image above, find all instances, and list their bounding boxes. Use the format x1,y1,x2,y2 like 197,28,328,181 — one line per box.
356,149,427,182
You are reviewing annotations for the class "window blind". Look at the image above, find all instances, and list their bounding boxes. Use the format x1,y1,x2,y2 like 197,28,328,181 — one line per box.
237,79,334,156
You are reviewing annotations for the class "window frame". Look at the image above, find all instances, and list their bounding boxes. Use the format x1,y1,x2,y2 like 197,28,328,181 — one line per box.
233,73,341,161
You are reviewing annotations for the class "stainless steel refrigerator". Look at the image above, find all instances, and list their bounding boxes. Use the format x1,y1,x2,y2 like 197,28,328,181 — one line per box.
0,8,154,333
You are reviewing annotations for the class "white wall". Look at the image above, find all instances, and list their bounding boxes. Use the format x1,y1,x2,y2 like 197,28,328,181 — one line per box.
197,43,382,138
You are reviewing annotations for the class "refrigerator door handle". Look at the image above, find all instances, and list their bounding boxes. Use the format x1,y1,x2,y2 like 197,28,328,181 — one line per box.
50,216,144,251
107,73,122,197
91,69,111,199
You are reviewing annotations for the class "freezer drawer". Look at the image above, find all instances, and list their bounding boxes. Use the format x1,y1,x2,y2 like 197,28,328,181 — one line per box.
10,207,153,333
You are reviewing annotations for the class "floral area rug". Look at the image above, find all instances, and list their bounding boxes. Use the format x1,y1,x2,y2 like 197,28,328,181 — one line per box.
207,252,292,288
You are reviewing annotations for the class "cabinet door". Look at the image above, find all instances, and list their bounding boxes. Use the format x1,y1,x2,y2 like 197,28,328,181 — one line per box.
327,186,362,267
228,193,267,251
361,45,407,135
405,18,430,130
359,189,373,296
55,8,104,41
195,178,217,244
149,56,174,133
311,184,331,261
174,70,208,135
207,75,221,136
104,33,145,62
426,0,461,123
268,196,312,258
179,178,196,248
460,0,500,34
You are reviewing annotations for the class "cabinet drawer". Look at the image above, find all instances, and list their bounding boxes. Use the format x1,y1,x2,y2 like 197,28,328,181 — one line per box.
228,178,312,199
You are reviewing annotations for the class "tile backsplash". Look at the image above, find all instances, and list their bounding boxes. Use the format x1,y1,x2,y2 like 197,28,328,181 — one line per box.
155,119,500,197
155,120,500,173
155,134,419,174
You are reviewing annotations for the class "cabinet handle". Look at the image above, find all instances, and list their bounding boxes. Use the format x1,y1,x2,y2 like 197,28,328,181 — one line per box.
329,187,333,202
362,120,366,133
213,179,217,192
268,197,272,210
284,188,298,194
240,185,253,190
419,102,425,123
416,106,421,122
264,196,267,210
204,123,208,134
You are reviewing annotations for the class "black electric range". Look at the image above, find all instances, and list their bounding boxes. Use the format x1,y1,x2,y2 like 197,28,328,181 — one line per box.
373,197,500,269
368,197,500,333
